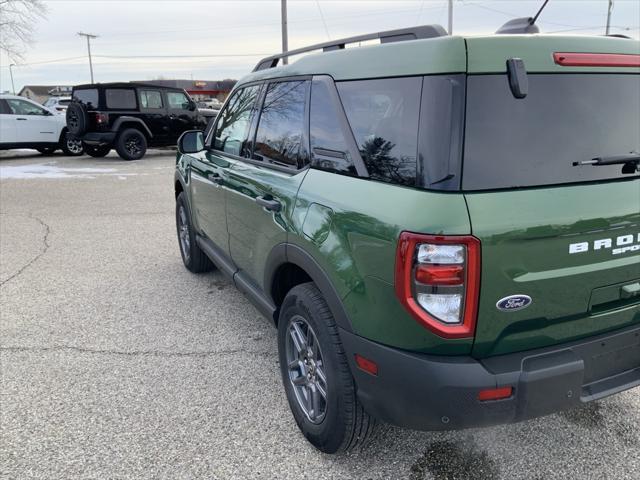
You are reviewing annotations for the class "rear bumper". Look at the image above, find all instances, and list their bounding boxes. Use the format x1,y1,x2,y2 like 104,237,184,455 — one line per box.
340,325,640,431
80,132,116,147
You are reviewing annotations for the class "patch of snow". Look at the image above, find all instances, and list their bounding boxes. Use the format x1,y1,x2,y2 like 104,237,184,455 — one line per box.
0,163,119,179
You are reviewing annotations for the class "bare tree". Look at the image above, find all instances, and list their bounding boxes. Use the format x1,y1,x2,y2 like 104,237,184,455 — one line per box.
0,0,48,62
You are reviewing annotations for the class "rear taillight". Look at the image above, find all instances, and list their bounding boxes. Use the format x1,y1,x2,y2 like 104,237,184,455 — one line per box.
93,112,108,125
395,232,481,339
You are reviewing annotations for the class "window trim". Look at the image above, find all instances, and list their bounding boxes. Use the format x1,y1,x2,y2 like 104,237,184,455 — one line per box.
311,75,369,178
248,78,312,172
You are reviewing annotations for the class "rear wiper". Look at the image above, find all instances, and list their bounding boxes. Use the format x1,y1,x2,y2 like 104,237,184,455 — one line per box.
573,153,640,174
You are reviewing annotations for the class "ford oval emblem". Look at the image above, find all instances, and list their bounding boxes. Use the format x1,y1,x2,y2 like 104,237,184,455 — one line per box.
496,295,532,312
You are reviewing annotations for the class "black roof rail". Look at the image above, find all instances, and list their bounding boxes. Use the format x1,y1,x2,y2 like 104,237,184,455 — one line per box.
252,24,447,72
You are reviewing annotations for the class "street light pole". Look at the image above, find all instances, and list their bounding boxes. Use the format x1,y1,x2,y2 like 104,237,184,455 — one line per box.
78,32,98,83
281,0,289,65
605,0,614,35
448,0,453,35
9,64,16,94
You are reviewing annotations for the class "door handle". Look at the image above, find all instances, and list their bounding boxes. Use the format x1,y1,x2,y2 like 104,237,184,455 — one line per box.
256,195,281,212
16,118,27,121
208,171,223,185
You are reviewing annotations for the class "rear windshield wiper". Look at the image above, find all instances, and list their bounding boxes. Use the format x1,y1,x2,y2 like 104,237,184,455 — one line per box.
573,153,640,174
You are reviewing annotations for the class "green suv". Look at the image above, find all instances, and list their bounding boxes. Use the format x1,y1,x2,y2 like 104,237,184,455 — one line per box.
174,24,640,453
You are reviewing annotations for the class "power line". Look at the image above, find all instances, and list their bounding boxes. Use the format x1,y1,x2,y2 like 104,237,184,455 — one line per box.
316,0,331,40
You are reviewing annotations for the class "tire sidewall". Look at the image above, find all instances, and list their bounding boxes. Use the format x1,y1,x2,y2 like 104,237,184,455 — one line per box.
83,144,111,158
278,286,352,453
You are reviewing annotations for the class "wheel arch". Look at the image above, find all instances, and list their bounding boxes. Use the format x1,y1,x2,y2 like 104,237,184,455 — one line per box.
265,243,354,332
112,117,153,139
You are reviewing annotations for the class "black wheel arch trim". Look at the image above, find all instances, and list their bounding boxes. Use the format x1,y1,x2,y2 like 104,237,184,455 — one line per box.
112,116,153,138
265,242,354,333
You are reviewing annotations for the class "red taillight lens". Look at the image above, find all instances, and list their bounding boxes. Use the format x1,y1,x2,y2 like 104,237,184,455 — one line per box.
93,112,108,125
415,265,464,286
478,386,513,402
553,52,640,68
395,233,481,339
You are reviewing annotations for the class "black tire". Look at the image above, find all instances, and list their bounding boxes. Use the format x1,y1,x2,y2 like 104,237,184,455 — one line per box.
278,283,375,453
66,102,88,136
36,147,57,155
115,128,147,160
83,144,111,158
176,192,214,273
60,131,84,156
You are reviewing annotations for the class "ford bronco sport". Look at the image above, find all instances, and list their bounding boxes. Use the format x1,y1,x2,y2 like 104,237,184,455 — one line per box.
67,83,208,160
173,24,640,453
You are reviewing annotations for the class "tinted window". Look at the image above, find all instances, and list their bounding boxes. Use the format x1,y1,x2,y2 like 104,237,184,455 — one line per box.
309,79,356,175
463,74,640,190
254,80,309,169
337,77,421,186
213,85,260,156
6,99,47,115
105,89,136,109
0,99,12,114
167,91,190,109
73,89,98,108
140,90,163,109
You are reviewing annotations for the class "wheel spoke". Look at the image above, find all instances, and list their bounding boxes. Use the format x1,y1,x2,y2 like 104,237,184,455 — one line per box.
316,364,327,387
289,322,307,353
310,385,321,419
288,359,300,370
292,374,307,386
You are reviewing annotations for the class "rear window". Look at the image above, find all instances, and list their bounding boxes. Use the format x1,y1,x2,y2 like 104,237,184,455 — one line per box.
463,74,640,190
105,89,137,109
59,99,71,106
73,89,99,109
337,78,421,187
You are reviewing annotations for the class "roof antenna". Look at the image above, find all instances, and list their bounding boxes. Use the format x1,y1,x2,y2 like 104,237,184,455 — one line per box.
496,0,550,34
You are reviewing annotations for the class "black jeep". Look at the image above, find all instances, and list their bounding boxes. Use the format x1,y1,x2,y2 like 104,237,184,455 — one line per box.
66,83,209,160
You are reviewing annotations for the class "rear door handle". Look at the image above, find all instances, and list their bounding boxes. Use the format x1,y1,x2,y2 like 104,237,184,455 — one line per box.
16,118,27,121
208,171,223,185
256,195,281,212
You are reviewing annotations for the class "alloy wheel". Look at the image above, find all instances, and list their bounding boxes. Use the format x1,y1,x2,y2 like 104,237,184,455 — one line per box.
178,205,191,262
66,138,83,154
285,315,328,424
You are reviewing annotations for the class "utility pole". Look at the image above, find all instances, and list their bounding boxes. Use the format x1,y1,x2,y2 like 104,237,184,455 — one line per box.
448,0,453,35
281,0,288,65
9,64,16,94
605,0,613,35
78,32,98,83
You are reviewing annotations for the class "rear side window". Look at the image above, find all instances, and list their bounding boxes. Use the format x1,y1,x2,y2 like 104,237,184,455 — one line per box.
309,79,356,175
253,80,309,169
140,90,163,109
463,74,640,190
73,89,98,108
167,91,190,110
337,77,421,187
105,89,136,109
213,85,261,156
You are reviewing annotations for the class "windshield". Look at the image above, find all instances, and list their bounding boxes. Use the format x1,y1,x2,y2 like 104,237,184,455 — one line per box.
462,74,640,190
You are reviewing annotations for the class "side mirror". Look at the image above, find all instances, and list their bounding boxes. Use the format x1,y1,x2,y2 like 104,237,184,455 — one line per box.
188,100,197,111
178,130,205,155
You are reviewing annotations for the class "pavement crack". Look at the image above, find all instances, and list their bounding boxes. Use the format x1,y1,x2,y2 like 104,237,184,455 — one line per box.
0,345,270,359
0,214,51,287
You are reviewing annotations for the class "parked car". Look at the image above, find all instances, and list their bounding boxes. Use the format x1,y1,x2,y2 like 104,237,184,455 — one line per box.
66,83,208,160
43,96,72,114
174,25,640,453
0,94,84,155
197,99,223,110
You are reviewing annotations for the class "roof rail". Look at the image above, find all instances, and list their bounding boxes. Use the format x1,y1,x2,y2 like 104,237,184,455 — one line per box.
252,24,448,72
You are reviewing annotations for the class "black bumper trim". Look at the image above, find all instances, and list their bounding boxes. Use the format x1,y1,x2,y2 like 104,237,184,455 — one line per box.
339,325,640,431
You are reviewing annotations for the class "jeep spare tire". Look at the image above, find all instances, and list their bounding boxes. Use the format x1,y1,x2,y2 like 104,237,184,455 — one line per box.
66,103,88,136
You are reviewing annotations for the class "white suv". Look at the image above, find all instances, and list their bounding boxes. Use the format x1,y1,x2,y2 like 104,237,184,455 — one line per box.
0,94,84,155
43,96,72,114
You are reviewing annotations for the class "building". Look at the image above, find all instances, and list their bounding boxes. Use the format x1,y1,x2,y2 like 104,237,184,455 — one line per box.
135,79,236,102
18,85,73,104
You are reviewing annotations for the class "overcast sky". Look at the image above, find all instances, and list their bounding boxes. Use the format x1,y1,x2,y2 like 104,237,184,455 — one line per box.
1,0,639,92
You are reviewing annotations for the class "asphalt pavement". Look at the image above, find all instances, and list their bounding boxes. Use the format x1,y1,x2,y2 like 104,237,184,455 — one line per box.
1,150,638,480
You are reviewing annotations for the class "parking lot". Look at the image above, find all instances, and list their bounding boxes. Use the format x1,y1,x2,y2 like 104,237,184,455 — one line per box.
1,150,638,480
